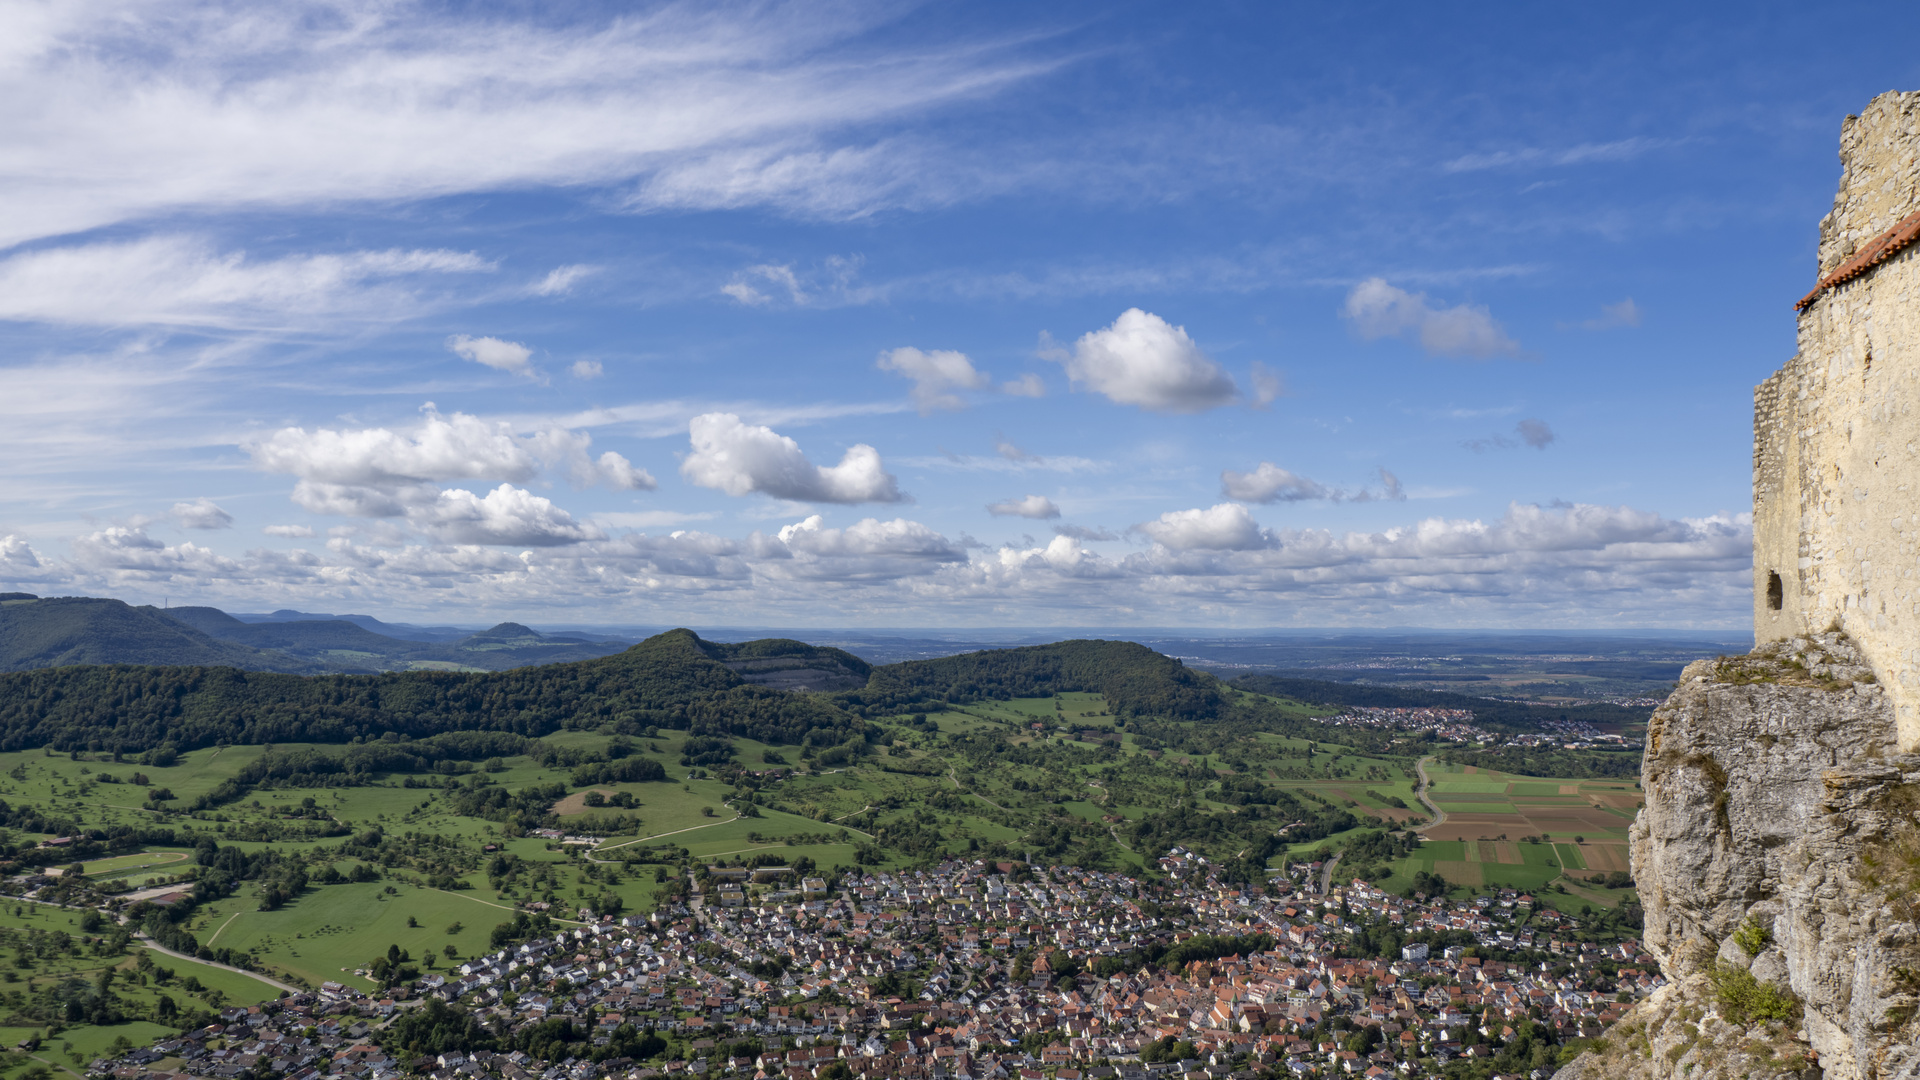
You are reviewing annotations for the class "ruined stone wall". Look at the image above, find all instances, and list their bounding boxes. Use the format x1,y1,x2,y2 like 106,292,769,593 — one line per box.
1755,91,1920,749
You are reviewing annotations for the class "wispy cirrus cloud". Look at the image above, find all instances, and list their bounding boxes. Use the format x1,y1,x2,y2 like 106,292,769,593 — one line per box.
1441,136,1685,174
0,2,1065,248
0,237,492,329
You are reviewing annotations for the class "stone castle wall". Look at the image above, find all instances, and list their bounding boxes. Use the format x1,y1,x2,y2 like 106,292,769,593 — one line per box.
1755,90,1920,749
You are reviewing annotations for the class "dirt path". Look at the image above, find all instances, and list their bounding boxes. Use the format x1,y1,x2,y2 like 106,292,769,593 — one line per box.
1413,756,1447,832
420,887,586,925
947,765,1010,811
203,911,242,946
592,810,743,853
28,1052,86,1080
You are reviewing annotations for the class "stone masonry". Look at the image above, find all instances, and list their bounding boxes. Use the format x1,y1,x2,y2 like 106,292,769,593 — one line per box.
1755,90,1920,749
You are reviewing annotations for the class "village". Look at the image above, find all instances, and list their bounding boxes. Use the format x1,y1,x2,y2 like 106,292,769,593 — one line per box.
83,854,1651,1080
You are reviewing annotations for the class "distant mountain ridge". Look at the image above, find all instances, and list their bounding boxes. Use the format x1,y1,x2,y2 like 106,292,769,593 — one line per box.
0,596,633,674
0,596,332,674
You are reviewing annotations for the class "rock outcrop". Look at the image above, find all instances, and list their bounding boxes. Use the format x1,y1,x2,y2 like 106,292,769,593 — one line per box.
1557,633,1920,1080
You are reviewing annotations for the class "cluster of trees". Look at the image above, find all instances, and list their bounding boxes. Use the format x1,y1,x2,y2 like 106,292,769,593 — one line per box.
1440,745,1641,780
193,731,536,808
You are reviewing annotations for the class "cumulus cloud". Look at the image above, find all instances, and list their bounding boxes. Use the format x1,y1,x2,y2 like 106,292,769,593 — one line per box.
680,413,905,504
449,335,539,379
251,410,538,488
1466,419,1557,452
1221,464,1330,503
570,360,604,380
1046,308,1239,413
1053,524,1119,542
1135,503,1273,551
1221,463,1406,503
3,499,1753,626
987,495,1061,519
876,347,991,413
263,524,316,538
250,408,652,493
409,485,604,546
1342,278,1521,359
0,236,492,329
169,498,233,530
245,407,649,546
775,516,961,562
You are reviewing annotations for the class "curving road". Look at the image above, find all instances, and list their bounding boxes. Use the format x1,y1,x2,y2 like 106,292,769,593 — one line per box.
134,934,301,995
1413,755,1447,833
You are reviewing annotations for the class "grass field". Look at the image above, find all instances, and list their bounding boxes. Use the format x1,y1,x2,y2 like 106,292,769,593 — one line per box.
189,881,507,991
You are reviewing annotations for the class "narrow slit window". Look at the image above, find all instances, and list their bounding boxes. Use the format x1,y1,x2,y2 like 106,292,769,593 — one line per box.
1767,571,1784,611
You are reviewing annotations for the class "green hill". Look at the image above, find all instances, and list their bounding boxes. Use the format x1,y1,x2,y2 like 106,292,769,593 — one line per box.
0,597,324,674
0,631,1237,758
845,638,1225,720
0,627,871,753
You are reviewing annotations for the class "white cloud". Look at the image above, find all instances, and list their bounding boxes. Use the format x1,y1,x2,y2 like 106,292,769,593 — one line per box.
410,485,604,546
1002,373,1046,397
4,500,1754,626
570,360,605,380
533,265,596,296
1465,419,1557,452
263,524,316,538
720,257,879,308
1135,503,1273,551
775,516,961,562
1054,524,1119,542
1579,298,1642,331
449,335,539,379
0,4,1059,248
987,495,1061,519
1342,278,1521,359
251,409,538,488
169,498,233,530
1442,137,1682,173
1220,463,1407,503
876,347,991,413
250,407,652,494
1221,464,1330,503
1047,309,1239,413
1248,362,1284,407
0,236,492,329
681,413,904,504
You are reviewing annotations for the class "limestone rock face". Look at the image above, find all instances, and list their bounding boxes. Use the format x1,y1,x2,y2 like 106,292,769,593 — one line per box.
1559,633,1920,1080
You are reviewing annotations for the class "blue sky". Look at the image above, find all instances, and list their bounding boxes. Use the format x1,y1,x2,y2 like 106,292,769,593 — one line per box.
1,0,1913,628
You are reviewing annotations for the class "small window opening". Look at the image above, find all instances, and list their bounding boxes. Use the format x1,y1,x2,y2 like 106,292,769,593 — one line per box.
1766,571,1784,611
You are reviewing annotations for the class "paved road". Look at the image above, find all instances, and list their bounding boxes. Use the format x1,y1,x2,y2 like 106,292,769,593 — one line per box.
134,934,301,995
1316,852,1343,895
1413,755,1447,833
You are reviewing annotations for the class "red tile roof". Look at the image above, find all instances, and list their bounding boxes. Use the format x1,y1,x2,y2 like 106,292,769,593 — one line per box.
1798,209,1920,310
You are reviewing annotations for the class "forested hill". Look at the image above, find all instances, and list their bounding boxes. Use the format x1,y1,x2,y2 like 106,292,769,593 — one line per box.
0,629,868,753
847,639,1226,720
0,634,1236,755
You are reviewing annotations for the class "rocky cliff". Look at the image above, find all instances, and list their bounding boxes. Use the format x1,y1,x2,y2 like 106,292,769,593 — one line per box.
1557,633,1920,1080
